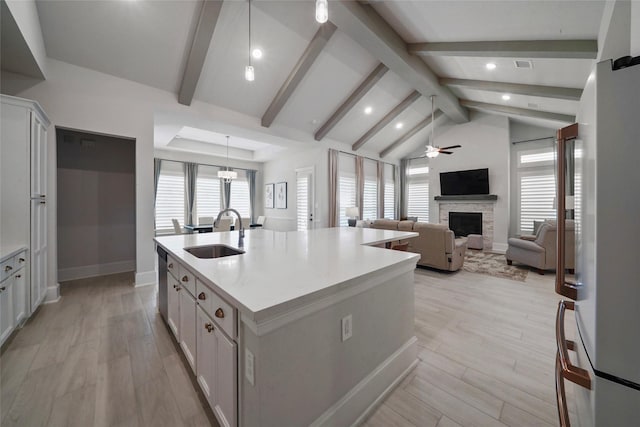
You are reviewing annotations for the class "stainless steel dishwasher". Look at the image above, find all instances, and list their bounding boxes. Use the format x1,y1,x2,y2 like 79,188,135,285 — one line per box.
156,245,168,321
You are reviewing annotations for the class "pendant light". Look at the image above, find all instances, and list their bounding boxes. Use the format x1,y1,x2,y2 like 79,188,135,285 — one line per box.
315,0,328,23
426,95,439,158
218,136,238,182
245,0,255,82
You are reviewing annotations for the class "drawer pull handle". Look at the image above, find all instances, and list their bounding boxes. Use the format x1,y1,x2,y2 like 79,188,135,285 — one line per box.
215,308,224,319
198,292,206,300
556,300,591,390
4,266,12,272
0,286,5,291
205,322,214,333
182,276,188,282
15,275,21,278
168,263,173,269
19,258,25,263
175,286,181,291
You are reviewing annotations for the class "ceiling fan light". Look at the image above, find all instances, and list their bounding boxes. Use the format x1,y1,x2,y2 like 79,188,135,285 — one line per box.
426,150,439,158
245,65,255,82
315,0,328,23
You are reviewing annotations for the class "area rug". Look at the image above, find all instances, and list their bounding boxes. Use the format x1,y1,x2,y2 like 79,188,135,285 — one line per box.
463,249,529,282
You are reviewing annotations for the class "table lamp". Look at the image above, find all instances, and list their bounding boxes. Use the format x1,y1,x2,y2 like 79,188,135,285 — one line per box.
346,207,359,227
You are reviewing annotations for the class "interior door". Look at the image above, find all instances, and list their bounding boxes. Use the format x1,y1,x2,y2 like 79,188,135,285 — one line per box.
30,113,47,311
296,167,314,231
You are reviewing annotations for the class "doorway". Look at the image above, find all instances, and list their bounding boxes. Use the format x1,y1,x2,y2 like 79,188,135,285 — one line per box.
296,167,314,231
56,128,136,281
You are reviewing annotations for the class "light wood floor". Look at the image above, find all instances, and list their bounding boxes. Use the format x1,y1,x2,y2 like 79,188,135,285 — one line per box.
1,267,572,426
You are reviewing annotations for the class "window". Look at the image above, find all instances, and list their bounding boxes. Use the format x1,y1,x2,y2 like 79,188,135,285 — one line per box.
195,165,221,221
338,153,356,227
229,173,251,218
155,161,185,231
362,159,377,221
384,163,395,219
297,174,309,231
406,162,429,222
516,146,556,234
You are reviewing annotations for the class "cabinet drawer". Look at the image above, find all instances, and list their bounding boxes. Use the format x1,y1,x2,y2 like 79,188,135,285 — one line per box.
196,280,236,339
178,264,196,297
1,257,15,282
167,255,178,280
14,253,27,272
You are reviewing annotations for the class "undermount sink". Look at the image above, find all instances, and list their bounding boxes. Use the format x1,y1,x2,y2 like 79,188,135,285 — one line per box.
185,244,244,259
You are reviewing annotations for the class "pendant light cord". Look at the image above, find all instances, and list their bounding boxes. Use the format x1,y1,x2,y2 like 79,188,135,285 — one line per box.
431,95,435,146
226,136,230,171
248,0,252,67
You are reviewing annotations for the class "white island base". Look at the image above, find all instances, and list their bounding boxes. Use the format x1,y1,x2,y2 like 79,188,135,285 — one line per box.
155,227,419,427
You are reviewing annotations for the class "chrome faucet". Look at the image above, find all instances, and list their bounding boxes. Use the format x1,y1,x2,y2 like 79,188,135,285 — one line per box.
215,208,245,248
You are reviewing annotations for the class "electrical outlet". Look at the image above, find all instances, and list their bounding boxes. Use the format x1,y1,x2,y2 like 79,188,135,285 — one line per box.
341,315,352,342
245,349,255,386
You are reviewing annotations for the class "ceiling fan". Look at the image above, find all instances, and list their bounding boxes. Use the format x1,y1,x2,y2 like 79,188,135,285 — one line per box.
423,95,461,158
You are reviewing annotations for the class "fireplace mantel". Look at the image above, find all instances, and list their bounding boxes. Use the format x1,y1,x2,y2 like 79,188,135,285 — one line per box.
435,195,498,202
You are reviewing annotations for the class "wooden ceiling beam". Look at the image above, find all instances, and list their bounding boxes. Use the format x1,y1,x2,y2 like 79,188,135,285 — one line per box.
261,23,337,128
178,0,224,106
440,78,583,101
409,40,598,59
380,110,443,158
330,1,468,124
314,63,388,141
460,99,575,124
352,90,421,151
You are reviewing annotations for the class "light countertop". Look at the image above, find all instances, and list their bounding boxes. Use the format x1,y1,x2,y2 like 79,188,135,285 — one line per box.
155,227,419,322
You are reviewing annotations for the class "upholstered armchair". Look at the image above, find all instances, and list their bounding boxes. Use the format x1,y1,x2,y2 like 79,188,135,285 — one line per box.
505,220,575,274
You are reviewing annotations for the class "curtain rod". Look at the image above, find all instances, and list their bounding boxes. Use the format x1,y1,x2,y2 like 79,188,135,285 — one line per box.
334,149,396,167
155,157,257,173
511,136,555,145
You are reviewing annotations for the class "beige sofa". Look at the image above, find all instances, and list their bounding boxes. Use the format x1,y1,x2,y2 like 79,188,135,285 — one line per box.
505,220,575,274
370,219,467,271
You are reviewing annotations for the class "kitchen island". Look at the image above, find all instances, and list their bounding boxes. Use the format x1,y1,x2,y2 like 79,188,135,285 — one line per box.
155,227,419,427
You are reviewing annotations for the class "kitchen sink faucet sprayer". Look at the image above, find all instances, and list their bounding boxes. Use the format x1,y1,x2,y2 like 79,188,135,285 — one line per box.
215,208,245,248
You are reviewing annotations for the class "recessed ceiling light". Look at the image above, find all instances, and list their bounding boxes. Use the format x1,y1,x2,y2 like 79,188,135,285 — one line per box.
364,106,373,115
252,48,263,59
486,63,497,70
502,94,511,101
395,122,404,129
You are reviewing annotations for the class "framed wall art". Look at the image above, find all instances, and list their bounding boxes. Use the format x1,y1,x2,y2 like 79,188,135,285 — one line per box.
265,183,274,209
276,182,287,209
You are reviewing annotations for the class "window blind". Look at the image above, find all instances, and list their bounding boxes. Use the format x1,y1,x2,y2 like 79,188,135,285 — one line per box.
155,162,185,231
230,177,251,218
338,153,356,227
195,165,221,221
297,175,309,231
384,163,395,219
362,159,377,221
516,146,557,234
406,163,429,222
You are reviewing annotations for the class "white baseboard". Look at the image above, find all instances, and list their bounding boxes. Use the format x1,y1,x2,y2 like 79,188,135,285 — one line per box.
43,283,61,304
492,243,508,254
135,269,156,287
310,336,418,427
58,260,135,282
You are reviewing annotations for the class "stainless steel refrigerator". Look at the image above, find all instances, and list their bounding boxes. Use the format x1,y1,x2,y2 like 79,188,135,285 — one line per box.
555,60,640,426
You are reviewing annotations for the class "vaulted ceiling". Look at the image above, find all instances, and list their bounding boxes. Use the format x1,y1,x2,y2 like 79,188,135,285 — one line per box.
33,0,605,161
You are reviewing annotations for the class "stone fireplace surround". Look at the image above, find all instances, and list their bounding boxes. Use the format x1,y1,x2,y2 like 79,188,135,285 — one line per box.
438,200,497,249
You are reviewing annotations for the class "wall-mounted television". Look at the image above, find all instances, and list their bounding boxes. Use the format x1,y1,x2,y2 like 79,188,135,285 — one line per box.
440,168,489,195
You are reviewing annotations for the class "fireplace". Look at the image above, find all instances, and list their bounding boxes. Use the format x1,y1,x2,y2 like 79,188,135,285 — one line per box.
449,212,482,237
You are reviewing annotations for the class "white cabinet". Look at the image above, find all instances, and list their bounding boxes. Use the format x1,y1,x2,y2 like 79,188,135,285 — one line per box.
164,255,238,427
0,278,14,344
196,306,237,427
1,249,28,346
179,287,197,373
1,95,50,317
167,275,180,340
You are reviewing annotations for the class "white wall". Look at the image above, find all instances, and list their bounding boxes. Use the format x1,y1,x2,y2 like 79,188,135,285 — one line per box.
632,1,640,56
57,130,136,280
425,112,511,249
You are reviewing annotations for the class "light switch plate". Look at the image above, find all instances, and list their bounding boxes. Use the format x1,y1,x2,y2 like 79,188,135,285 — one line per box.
245,349,255,386
342,315,352,342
